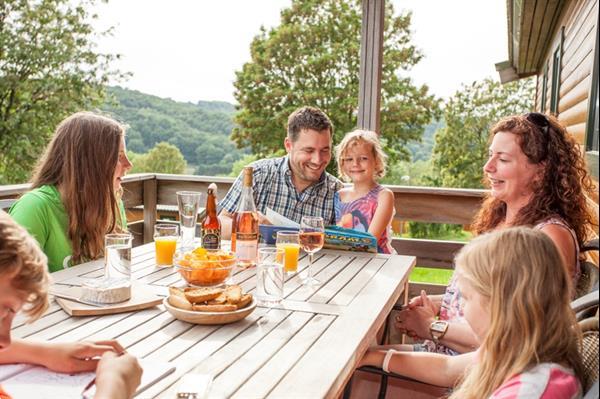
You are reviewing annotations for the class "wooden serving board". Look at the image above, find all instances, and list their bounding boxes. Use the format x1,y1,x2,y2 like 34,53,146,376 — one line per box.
52,283,163,316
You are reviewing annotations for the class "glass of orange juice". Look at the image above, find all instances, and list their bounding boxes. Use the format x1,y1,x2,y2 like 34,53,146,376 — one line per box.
154,224,179,267
276,231,300,273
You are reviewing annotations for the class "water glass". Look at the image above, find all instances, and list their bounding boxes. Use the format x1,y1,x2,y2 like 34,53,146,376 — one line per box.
154,224,179,266
256,247,284,307
276,231,300,273
177,191,202,249
104,233,132,282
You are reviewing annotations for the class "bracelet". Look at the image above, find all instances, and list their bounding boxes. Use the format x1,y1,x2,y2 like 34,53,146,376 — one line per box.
382,349,397,373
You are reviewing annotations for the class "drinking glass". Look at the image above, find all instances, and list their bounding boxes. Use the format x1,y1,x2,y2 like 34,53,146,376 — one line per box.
104,233,132,282
256,247,285,307
176,191,202,249
299,216,325,287
276,231,300,274
154,224,179,267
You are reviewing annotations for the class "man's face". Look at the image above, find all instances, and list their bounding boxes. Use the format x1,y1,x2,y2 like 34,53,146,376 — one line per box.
285,128,332,187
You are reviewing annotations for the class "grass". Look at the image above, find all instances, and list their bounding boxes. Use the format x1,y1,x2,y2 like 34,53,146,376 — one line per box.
409,267,454,285
398,229,473,242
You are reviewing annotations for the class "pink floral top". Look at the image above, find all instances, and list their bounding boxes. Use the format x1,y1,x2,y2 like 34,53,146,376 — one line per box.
334,185,395,254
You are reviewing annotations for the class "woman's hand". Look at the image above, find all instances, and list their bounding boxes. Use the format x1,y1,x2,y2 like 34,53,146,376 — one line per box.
94,351,142,399
396,291,437,339
38,340,125,373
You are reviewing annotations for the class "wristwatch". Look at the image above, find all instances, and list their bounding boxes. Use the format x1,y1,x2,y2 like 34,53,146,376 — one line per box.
429,320,449,342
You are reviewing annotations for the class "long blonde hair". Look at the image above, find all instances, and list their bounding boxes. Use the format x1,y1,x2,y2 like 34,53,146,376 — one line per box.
450,227,583,398
30,112,126,265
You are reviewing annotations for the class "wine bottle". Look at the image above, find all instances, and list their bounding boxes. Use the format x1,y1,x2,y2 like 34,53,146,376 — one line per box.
232,167,258,268
201,183,221,249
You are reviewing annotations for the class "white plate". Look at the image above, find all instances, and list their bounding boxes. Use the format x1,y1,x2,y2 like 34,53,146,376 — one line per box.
163,297,256,325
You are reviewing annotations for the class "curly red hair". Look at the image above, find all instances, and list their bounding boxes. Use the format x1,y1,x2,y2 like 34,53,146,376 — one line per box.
472,114,597,247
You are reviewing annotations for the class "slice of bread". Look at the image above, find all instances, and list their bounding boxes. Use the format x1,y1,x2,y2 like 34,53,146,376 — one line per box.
236,293,253,309
184,287,224,303
225,285,242,304
168,294,193,310
207,284,243,305
169,286,186,298
192,303,237,312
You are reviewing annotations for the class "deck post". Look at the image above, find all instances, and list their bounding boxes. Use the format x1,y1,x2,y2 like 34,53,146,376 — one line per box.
358,0,384,134
143,178,157,243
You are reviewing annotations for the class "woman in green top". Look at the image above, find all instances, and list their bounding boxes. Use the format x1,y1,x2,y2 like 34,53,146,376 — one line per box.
9,112,132,272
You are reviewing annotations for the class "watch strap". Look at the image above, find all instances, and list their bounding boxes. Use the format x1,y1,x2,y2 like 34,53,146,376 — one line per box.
382,349,397,373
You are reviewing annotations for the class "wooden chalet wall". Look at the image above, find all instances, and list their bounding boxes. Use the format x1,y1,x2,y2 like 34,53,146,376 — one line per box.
535,0,597,146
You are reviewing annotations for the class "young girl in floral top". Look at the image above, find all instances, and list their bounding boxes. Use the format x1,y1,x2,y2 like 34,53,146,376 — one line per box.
334,130,395,254
360,227,583,398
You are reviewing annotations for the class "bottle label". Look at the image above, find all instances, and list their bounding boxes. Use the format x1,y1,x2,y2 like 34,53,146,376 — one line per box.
202,229,221,249
235,239,257,261
236,232,258,241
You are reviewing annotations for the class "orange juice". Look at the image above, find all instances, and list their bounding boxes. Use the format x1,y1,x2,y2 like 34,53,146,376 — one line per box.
277,243,300,272
155,237,177,266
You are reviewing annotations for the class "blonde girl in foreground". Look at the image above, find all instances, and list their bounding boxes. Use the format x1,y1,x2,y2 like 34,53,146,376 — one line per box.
360,227,583,398
334,130,395,254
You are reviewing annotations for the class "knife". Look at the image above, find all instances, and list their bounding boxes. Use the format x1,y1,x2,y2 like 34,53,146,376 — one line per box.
49,291,108,307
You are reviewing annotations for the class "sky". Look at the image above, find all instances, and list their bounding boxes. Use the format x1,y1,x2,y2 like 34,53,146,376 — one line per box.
93,0,508,104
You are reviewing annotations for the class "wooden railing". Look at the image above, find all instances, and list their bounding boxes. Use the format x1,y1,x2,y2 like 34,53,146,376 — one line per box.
0,173,487,296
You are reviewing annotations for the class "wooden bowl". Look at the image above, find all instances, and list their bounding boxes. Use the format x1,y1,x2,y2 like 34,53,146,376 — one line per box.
163,297,256,325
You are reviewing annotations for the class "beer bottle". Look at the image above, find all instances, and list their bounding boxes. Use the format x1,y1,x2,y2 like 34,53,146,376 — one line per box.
201,183,221,249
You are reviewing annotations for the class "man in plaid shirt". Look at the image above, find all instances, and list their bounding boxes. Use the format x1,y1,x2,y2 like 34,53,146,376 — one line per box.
219,106,343,238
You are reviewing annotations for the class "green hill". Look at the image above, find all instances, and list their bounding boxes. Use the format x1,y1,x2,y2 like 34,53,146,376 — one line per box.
101,86,247,176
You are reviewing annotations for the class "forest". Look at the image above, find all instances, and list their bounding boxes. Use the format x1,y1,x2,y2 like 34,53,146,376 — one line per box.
102,86,248,176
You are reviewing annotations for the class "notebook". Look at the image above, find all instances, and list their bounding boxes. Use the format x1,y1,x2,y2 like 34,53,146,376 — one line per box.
0,359,175,398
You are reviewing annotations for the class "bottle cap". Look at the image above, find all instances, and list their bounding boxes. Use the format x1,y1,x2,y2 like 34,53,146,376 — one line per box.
208,183,217,195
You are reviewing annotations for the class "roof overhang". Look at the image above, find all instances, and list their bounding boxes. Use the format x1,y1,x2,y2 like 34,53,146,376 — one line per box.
496,0,565,83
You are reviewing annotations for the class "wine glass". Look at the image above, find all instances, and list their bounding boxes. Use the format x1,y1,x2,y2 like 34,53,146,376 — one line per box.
299,216,325,287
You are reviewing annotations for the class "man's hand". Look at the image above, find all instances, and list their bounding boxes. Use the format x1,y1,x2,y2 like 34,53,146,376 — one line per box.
257,212,272,225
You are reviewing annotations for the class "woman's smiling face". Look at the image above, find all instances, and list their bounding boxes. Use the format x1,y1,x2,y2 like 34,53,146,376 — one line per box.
483,131,543,206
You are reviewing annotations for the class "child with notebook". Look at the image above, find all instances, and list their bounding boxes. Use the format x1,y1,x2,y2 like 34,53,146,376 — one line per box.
334,130,395,254
0,210,141,399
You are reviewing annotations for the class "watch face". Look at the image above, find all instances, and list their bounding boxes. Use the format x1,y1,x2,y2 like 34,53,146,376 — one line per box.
431,321,447,333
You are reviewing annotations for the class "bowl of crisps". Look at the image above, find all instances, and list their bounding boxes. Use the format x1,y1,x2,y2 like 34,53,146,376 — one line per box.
174,247,236,287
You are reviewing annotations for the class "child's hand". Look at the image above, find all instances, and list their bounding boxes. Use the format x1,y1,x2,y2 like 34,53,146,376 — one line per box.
39,340,125,373
95,351,142,399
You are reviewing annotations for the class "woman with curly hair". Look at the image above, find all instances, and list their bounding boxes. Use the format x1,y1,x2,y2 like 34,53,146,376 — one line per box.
393,113,597,356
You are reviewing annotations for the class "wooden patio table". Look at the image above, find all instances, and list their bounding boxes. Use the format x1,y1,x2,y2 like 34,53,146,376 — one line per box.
11,243,415,398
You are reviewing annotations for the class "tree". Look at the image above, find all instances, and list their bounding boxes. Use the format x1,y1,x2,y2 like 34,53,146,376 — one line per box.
129,142,187,174
232,0,439,164
0,0,125,184
431,77,535,189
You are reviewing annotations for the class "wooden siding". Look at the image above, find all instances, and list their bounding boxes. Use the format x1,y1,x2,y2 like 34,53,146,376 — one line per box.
535,0,598,146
